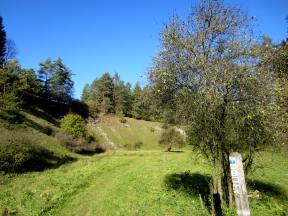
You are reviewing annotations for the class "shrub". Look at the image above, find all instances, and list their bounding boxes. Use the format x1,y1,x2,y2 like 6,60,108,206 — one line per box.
119,117,127,123
134,141,143,150
159,128,185,151
60,114,87,138
56,131,105,155
123,141,143,150
123,143,132,150
0,134,34,172
162,123,169,129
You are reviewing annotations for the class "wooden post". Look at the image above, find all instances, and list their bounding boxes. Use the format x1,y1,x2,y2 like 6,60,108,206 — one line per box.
229,152,250,216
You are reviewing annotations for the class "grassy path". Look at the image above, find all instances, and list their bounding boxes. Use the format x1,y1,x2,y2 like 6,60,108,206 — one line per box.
53,151,209,216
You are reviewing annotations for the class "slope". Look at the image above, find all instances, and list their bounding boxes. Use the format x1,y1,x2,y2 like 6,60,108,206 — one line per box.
89,115,165,150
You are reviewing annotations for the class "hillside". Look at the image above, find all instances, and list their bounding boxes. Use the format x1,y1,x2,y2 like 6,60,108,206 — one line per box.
89,115,165,150
0,110,78,173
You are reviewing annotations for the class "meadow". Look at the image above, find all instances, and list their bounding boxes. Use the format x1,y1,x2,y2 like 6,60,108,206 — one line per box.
0,115,287,216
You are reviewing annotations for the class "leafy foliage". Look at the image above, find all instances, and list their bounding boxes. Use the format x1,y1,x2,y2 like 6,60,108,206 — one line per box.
159,128,185,151
149,0,279,210
55,131,104,154
60,114,87,138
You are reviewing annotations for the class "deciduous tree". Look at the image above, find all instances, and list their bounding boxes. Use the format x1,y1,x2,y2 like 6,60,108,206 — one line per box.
149,0,278,212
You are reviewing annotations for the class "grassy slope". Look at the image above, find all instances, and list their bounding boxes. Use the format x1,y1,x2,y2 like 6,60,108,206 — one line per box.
0,111,77,170
21,112,71,157
89,115,165,150
0,114,287,215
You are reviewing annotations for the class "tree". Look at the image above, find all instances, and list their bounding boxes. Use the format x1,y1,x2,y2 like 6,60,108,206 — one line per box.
0,16,7,66
0,67,21,121
4,39,17,61
159,128,185,151
49,58,74,103
38,58,74,103
0,60,38,121
131,82,143,119
85,73,115,114
81,84,91,102
60,114,87,138
113,73,132,116
38,58,53,98
149,0,277,211
259,39,288,149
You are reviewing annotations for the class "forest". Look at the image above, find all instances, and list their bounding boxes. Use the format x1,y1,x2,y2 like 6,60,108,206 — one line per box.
0,0,287,215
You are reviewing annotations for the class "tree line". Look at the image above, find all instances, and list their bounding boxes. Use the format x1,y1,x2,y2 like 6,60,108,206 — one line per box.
81,72,164,121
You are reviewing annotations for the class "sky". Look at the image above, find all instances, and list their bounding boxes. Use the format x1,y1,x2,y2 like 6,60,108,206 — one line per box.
0,0,287,99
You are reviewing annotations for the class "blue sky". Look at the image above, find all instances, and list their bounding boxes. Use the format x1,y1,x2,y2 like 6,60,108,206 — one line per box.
0,0,287,99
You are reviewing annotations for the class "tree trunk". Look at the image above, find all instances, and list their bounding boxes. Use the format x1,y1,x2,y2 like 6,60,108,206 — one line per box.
211,97,234,213
211,150,234,215
212,159,224,216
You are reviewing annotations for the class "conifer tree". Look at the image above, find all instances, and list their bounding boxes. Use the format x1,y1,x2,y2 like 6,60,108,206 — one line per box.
0,16,7,66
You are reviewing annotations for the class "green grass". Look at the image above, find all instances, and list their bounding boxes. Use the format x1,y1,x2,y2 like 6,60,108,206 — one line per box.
0,150,287,216
89,115,165,150
0,151,209,216
0,114,287,215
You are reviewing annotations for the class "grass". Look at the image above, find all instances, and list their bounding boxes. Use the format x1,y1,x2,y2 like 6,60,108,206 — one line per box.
0,151,210,215
0,150,287,216
0,114,287,215
89,115,165,150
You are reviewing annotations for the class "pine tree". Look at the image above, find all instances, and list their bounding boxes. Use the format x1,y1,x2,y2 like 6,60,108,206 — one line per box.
38,58,74,103
113,73,132,116
0,16,7,66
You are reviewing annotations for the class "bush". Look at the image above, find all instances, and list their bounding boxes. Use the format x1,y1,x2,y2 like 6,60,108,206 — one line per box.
0,134,34,172
159,128,185,151
162,123,169,129
123,141,143,150
134,141,143,150
60,114,87,138
56,132,105,154
119,117,127,124
123,143,132,150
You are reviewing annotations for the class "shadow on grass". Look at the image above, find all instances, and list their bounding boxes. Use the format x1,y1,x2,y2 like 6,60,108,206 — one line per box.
164,171,287,214
247,179,287,201
23,105,59,126
19,148,76,173
24,117,54,136
75,146,106,155
164,171,211,210
166,150,184,153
